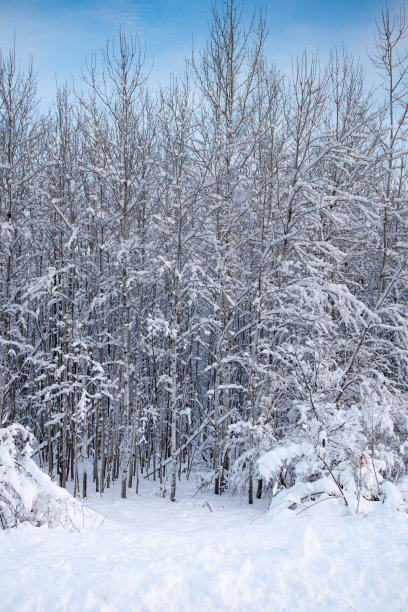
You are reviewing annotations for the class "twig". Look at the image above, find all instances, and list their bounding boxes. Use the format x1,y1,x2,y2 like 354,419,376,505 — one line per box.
296,494,338,515
319,455,349,507
249,507,270,524
338,595,358,611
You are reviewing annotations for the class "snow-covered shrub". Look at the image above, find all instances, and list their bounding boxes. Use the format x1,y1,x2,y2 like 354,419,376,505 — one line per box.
226,378,408,514
0,424,101,530
255,382,408,514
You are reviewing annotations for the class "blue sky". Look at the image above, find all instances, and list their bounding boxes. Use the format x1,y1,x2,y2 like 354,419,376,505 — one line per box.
0,0,403,105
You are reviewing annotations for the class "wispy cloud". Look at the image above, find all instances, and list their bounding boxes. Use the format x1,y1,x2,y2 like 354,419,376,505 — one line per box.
83,0,147,31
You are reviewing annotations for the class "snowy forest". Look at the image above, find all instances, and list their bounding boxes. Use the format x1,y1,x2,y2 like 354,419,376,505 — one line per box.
2,0,408,516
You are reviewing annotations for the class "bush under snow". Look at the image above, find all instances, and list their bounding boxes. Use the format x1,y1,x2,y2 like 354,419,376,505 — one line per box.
257,429,408,515
226,380,408,515
0,424,100,530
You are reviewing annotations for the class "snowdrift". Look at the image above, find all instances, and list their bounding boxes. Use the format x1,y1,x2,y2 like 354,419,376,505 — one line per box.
0,424,101,530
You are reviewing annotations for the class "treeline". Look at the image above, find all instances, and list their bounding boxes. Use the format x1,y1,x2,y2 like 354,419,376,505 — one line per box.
1,0,408,503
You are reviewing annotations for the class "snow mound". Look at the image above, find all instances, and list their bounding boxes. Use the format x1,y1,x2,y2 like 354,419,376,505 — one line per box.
0,424,101,530
258,439,408,516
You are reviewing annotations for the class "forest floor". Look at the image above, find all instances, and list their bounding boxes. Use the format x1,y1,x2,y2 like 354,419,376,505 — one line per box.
1,474,408,611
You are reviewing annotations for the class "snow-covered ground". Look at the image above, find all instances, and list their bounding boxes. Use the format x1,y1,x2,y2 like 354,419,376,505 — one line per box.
1,477,408,612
